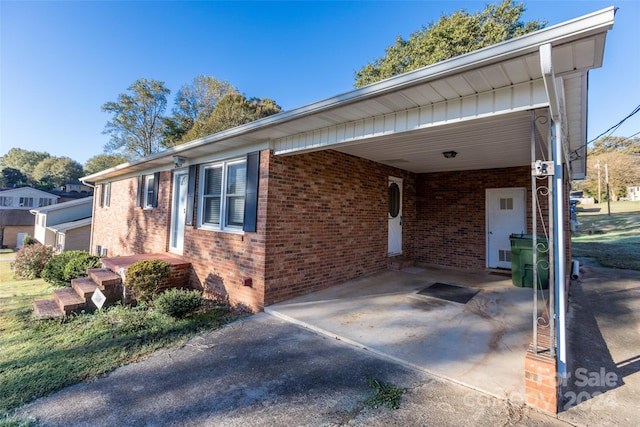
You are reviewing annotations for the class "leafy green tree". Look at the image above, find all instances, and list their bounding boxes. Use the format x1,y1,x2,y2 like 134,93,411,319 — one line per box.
102,78,170,158
184,94,281,141
33,157,84,189
164,75,238,145
84,153,132,176
1,167,27,187
0,148,50,183
354,0,546,87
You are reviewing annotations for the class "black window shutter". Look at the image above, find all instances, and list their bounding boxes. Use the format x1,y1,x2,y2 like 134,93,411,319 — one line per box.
98,184,104,208
243,151,260,232
136,176,142,207
185,165,197,226
151,172,160,208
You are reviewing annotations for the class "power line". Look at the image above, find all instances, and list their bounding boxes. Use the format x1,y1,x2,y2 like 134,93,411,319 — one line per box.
570,103,640,160
588,103,640,144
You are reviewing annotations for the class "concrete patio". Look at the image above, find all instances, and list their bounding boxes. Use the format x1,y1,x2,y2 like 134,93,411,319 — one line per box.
266,265,536,401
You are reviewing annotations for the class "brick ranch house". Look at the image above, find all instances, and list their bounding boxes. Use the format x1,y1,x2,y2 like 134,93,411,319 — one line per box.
83,8,614,411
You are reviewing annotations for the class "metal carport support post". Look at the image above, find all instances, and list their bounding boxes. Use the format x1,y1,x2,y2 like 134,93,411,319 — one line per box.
540,43,567,378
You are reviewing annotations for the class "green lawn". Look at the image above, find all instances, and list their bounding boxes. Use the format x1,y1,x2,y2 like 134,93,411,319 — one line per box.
0,258,236,420
572,201,640,270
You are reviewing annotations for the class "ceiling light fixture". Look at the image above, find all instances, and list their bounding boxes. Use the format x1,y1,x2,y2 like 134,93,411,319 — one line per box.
442,151,458,159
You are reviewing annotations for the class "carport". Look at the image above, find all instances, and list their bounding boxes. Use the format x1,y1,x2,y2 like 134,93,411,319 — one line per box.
266,266,533,400
261,7,615,412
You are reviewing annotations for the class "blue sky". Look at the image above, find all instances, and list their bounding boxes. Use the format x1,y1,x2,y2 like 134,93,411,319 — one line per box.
1,1,638,165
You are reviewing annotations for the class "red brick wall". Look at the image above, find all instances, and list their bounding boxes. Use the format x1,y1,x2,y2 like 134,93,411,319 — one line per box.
92,173,171,256
262,150,416,306
415,166,543,269
186,151,269,312
90,153,571,312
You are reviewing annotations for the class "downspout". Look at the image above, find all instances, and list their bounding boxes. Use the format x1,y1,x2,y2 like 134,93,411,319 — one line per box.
540,43,567,378
81,181,97,256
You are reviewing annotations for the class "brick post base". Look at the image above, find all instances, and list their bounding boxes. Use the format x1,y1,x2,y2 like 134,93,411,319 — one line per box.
525,350,558,413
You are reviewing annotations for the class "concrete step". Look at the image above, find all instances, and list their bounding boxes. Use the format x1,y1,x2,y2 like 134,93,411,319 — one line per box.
34,299,65,320
53,288,85,315
87,268,122,290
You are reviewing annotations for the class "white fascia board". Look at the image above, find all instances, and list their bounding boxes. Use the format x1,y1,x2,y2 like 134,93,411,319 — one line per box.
29,197,93,214
274,80,548,155
47,217,92,233
83,7,614,183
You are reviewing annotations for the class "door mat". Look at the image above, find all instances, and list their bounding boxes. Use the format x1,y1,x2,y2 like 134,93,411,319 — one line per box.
416,283,479,304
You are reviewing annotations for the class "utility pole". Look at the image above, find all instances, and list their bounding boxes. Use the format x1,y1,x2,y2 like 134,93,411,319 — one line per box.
596,160,601,204
605,163,611,216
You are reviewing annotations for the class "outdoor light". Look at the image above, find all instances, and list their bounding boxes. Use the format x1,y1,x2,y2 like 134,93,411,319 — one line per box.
442,151,458,159
173,156,186,168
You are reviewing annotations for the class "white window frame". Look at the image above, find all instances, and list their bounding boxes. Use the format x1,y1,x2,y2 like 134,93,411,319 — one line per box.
38,197,53,207
19,197,34,207
0,196,12,207
143,175,155,209
197,159,246,232
102,182,111,207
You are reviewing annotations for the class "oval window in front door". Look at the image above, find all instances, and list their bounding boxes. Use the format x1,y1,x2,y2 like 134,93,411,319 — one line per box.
388,182,400,218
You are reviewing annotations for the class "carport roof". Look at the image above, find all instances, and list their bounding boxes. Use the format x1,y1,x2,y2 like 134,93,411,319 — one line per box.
83,7,615,183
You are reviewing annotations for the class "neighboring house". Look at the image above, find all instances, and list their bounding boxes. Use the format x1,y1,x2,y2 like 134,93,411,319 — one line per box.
57,181,93,194
0,187,60,248
0,210,36,249
83,8,615,413
627,185,640,201
30,197,93,253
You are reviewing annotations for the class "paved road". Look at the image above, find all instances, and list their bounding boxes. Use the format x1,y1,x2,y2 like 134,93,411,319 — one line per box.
16,313,564,426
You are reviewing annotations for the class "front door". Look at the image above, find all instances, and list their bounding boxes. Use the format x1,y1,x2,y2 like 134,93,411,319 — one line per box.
486,188,526,269
169,170,189,254
388,177,403,255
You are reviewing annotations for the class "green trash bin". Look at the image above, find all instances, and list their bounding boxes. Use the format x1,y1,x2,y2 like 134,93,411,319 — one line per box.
509,234,549,289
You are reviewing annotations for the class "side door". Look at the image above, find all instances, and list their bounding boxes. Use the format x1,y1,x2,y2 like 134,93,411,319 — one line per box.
486,188,526,269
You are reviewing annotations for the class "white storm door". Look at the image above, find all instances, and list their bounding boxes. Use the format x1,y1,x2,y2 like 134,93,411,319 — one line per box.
169,171,189,254
388,177,403,255
486,188,526,269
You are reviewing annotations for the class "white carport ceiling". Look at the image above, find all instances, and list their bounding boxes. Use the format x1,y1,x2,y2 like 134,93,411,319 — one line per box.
333,110,545,174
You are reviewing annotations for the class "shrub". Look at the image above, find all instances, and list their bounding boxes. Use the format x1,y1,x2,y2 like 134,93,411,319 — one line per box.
42,250,100,287
125,259,171,302
22,235,38,246
11,244,54,279
153,288,204,318
63,253,101,282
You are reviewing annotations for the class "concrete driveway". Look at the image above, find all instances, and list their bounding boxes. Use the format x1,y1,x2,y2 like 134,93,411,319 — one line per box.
16,313,564,427
559,259,640,426
267,265,534,401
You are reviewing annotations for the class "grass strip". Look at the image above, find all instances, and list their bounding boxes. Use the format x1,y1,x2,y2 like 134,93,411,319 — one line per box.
0,259,235,417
